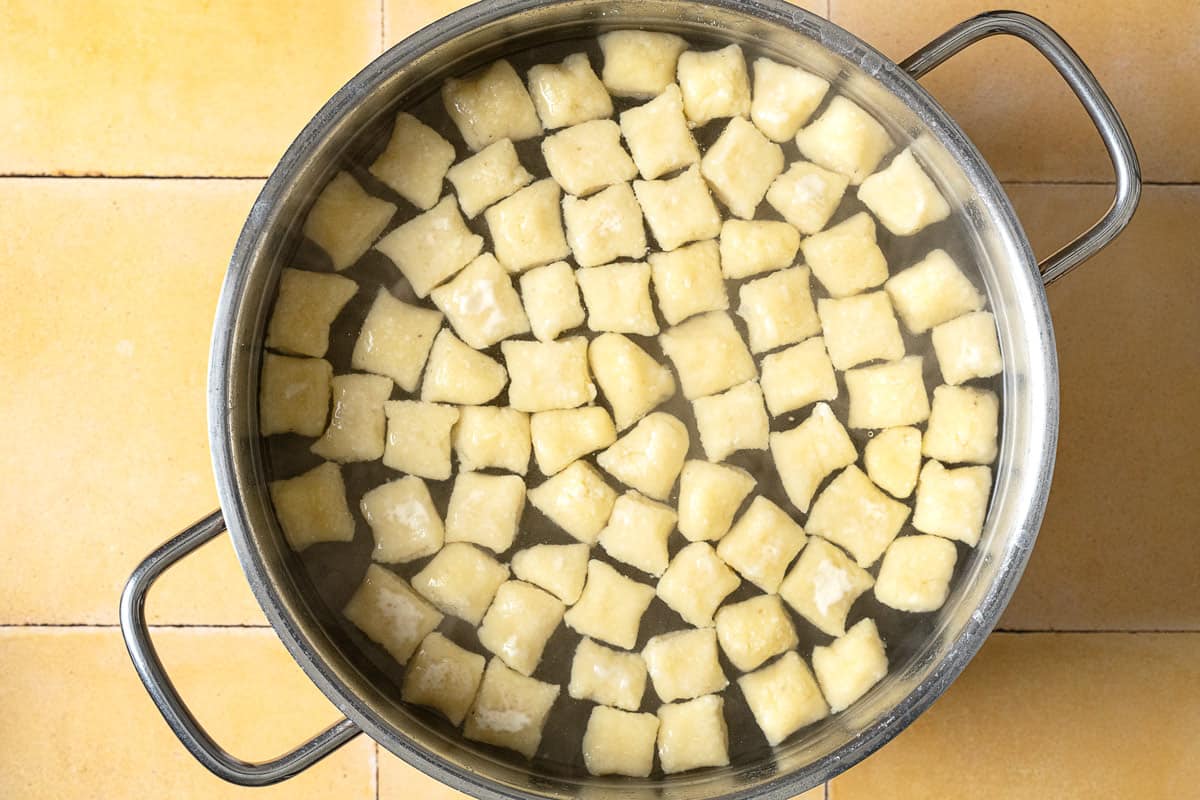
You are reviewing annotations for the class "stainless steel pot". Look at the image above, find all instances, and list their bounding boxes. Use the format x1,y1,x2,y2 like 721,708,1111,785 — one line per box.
119,2,1139,797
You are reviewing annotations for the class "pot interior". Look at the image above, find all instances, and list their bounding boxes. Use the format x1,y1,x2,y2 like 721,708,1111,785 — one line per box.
211,1,1057,798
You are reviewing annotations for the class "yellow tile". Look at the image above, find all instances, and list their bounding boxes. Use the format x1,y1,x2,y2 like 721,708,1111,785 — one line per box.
997,185,1200,630
830,0,1199,182
0,1,380,176
832,633,1200,799
379,748,472,799
379,736,827,797
384,0,827,48
0,178,266,625
0,627,373,799
385,0,477,46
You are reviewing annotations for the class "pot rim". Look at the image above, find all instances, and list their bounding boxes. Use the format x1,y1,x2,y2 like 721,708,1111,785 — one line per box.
209,1,1058,797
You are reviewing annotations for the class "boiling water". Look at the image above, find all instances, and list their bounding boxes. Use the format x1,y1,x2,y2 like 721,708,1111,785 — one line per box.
261,33,1002,782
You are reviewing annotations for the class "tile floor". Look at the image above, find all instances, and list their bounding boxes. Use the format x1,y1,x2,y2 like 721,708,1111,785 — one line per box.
0,1,1195,798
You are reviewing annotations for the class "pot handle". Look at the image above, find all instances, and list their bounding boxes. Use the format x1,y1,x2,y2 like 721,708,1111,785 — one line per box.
900,10,1141,285
118,511,360,786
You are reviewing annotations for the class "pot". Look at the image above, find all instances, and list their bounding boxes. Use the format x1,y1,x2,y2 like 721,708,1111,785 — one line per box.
119,2,1139,797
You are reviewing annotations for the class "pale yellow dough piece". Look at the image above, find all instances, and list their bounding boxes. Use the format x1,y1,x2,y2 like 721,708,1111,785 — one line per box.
750,57,830,142
714,594,798,672
795,96,894,185
477,580,565,676
452,405,530,475
599,30,689,98
597,491,677,577
594,411,687,500
619,85,701,180
738,651,829,745
565,560,657,649
530,406,616,476
382,400,460,480
576,261,659,335
677,460,755,542
464,659,559,759
642,628,728,702
444,471,526,554
303,171,395,271
369,112,456,211
375,196,483,298
875,535,958,612
350,288,442,392
430,253,531,349
800,211,888,298
344,565,443,665
563,183,648,268
779,536,873,637
569,638,648,711
527,52,613,130
864,426,922,499
541,120,638,197
588,333,676,430
692,380,770,462
806,465,911,568
701,115,784,219
845,356,931,429
886,249,985,333
676,44,751,126
716,496,807,594
501,336,595,412
511,542,590,604
260,353,331,437
766,160,850,234
266,268,357,358
412,542,509,625
649,239,728,326
446,138,534,218
817,291,906,370
912,460,992,546
769,401,856,513
737,266,820,354
923,384,1000,465
360,475,443,563
759,337,838,417
656,542,741,628
718,219,800,279
402,632,486,726
634,165,723,253
583,707,659,778
812,618,888,712
659,311,757,400
485,179,571,274
527,461,618,544
931,310,1003,386
269,462,354,551
657,695,729,773
313,373,392,463
420,329,507,406
442,59,543,151
519,260,586,342
857,148,951,236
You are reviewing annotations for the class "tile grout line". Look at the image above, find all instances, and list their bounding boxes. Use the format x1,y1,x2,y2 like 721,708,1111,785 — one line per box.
379,0,385,55
0,173,269,181
374,741,381,800
0,622,274,629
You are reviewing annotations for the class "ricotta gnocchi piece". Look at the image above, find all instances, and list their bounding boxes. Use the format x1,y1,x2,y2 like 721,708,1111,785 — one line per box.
401,632,486,726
